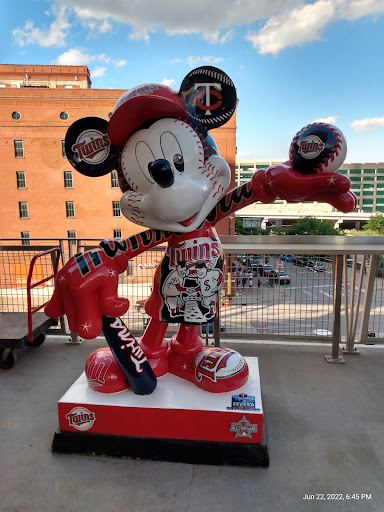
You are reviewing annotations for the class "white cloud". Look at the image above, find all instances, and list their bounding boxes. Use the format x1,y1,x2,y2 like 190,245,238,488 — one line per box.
13,5,70,47
351,117,384,133
312,116,339,125
99,19,113,33
341,0,384,20
97,53,111,63
246,1,335,54
91,66,107,77
56,49,126,69
128,28,151,43
220,28,235,44
185,56,224,67
161,77,176,87
245,0,384,54
79,17,113,36
114,59,127,68
56,0,299,46
56,48,93,65
19,0,384,53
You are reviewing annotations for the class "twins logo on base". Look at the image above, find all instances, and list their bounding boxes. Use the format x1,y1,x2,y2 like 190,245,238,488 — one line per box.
65,407,95,431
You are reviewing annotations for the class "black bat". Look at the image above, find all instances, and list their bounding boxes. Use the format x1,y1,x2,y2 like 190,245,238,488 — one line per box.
101,316,157,395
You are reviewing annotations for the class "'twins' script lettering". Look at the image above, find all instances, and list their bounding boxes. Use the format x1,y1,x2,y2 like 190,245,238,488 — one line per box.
109,318,147,373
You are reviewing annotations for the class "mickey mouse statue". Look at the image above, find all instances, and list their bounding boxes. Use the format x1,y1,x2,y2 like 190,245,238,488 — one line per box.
45,66,356,395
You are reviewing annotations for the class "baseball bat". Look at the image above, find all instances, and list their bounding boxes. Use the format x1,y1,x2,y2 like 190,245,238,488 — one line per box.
101,315,157,395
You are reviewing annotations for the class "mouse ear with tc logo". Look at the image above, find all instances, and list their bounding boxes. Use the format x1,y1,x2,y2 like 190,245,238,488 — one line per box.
179,66,237,129
65,117,119,177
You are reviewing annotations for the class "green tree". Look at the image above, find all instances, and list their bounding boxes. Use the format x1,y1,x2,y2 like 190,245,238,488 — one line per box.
235,217,269,235
285,216,340,235
363,214,384,235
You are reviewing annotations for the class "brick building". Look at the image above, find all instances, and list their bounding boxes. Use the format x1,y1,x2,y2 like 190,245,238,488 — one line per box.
0,64,236,245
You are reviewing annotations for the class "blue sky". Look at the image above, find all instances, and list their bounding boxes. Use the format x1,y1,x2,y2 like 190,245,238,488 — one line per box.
2,0,384,163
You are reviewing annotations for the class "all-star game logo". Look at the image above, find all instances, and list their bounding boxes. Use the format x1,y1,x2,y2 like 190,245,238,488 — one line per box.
227,393,258,411
297,135,325,159
229,416,258,439
71,129,111,164
65,407,96,431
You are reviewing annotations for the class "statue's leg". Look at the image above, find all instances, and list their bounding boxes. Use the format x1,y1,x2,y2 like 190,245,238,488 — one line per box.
138,318,169,376
168,323,249,393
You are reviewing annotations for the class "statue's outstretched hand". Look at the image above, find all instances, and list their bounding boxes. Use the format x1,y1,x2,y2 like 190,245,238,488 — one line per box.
45,248,129,339
252,163,356,213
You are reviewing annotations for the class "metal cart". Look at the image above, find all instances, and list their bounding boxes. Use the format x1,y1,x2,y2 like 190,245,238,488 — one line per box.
0,248,61,369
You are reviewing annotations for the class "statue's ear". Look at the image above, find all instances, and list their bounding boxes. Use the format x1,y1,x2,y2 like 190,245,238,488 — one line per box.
65,117,119,177
179,66,237,129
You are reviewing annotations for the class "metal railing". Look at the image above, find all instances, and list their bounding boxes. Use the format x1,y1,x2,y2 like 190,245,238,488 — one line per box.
1,236,383,354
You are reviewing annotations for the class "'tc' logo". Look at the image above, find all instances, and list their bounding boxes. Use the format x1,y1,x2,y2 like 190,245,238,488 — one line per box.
193,83,223,116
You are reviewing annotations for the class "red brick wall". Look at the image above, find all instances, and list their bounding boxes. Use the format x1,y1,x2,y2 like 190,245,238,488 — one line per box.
0,87,236,242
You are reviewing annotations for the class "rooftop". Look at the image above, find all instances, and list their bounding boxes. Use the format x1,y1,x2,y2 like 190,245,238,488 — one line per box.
1,335,383,511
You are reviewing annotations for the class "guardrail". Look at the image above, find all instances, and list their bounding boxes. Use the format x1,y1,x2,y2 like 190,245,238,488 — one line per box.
1,236,383,357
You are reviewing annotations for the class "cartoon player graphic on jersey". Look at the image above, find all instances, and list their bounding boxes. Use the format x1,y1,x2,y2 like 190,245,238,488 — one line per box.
196,261,224,317
45,66,356,394
162,261,187,317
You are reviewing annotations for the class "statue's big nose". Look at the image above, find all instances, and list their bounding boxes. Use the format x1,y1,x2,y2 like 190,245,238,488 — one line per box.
148,159,175,188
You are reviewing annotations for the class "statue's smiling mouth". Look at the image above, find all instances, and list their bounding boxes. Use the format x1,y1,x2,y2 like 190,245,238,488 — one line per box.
179,214,196,227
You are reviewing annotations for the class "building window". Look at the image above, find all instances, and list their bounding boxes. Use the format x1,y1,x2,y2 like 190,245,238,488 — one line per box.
62,140,66,158
112,201,121,217
60,112,69,121
64,171,73,188
12,111,21,120
14,140,24,158
68,230,77,245
19,202,29,219
66,201,75,218
114,229,122,239
111,171,119,188
21,231,30,246
16,171,26,189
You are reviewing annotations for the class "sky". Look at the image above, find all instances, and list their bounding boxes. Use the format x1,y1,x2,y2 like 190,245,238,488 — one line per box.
2,0,384,163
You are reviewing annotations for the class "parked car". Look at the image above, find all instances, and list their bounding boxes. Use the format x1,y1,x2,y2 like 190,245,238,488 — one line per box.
296,257,308,267
135,299,147,314
312,261,325,272
274,271,291,284
249,258,261,269
201,321,226,333
280,254,293,262
259,265,274,276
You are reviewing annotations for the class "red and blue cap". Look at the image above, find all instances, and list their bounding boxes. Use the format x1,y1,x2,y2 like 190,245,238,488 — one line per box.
108,84,187,146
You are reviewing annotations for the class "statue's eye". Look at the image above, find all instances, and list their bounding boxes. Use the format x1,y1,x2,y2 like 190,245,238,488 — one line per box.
160,131,184,174
173,154,184,173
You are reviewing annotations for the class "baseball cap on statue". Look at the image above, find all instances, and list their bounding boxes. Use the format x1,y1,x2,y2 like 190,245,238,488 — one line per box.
108,84,187,146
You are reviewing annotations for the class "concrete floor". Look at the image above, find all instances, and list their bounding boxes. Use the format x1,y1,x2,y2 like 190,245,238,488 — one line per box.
1,335,383,512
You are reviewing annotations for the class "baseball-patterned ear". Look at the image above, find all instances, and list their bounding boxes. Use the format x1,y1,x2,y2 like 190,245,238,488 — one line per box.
179,66,237,129
65,117,119,177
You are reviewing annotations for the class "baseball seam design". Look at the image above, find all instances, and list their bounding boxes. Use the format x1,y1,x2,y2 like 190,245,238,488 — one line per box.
290,122,343,173
188,68,234,87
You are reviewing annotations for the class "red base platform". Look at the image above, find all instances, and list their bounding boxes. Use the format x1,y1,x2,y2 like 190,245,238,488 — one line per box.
52,357,268,467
